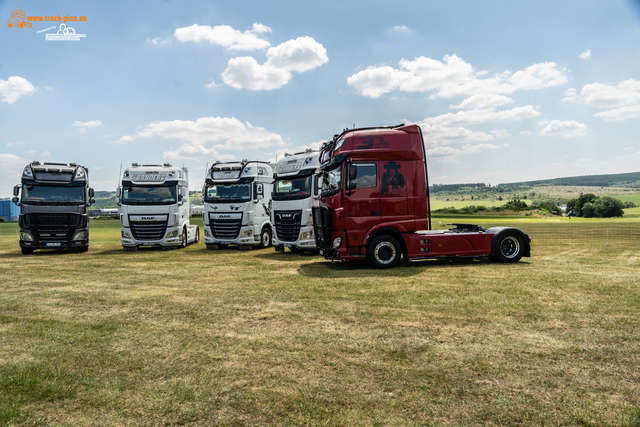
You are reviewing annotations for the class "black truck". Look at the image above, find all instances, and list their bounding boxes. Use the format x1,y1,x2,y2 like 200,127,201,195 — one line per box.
13,161,95,254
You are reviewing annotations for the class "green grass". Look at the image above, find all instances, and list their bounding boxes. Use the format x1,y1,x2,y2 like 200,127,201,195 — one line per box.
0,218,639,426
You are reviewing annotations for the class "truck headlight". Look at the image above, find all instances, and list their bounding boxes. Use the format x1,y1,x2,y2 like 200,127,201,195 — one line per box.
73,231,88,241
204,229,211,237
166,230,178,238
121,231,130,239
332,237,342,248
241,229,253,238
20,232,33,241
300,230,312,240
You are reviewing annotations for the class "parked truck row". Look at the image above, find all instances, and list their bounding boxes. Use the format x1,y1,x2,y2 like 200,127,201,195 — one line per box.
11,124,530,268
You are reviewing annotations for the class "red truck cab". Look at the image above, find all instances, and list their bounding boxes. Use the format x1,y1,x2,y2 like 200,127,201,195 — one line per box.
312,124,531,268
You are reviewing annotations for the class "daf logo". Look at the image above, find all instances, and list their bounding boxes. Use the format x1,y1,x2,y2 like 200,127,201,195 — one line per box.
219,215,231,219
141,217,155,221
282,214,293,218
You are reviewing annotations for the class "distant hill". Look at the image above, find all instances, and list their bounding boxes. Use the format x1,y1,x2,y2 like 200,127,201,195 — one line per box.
497,171,640,188
430,171,640,191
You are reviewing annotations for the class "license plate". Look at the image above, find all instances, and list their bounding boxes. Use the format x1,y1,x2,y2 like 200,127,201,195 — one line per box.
46,243,61,247
319,249,323,255
220,241,232,244
284,244,292,248
142,242,155,246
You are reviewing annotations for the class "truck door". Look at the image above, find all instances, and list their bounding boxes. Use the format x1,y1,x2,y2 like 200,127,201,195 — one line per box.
380,160,411,230
344,162,380,249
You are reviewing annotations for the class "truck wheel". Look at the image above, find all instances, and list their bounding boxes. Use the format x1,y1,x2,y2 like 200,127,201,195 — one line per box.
195,227,200,244
78,246,89,253
180,229,187,248
367,235,401,269
260,228,271,249
21,247,34,255
493,232,524,263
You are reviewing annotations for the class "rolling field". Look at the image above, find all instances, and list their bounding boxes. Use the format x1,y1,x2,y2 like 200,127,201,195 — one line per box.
0,218,639,426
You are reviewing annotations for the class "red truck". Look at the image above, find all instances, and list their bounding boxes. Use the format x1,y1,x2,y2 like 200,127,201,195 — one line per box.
312,124,530,268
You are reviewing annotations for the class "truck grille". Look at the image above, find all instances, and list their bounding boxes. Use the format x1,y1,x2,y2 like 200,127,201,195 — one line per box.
210,214,243,239
274,210,302,242
130,220,167,241
22,213,83,227
20,213,86,243
312,206,331,249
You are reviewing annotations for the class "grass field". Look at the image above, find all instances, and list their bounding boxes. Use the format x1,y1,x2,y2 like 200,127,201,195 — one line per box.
1,218,639,426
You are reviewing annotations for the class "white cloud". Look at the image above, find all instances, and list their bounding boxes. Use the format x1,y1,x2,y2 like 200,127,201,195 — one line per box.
581,79,640,121
72,120,103,128
118,116,285,160
520,130,532,136
146,37,169,45
0,76,38,103
0,153,28,169
539,120,587,138
393,25,409,31
422,105,540,127
418,123,493,146
222,36,328,90
579,49,591,59
204,79,217,88
491,128,510,138
562,88,577,102
347,54,567,99
174,23,271,51
450,93,514,110
41,151,51,157
623,147,634,151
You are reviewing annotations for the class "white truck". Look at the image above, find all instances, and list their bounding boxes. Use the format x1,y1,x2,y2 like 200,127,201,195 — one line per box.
117,163,199,251
272,150,322,254
203,160,273,250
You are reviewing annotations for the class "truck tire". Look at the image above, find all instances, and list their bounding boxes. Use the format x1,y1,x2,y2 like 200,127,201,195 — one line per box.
493,232,524,263
78,246,89,253
259,228,272,249
180,229,187,248
367,235,401,269
195,227,200,244
21,247,34,255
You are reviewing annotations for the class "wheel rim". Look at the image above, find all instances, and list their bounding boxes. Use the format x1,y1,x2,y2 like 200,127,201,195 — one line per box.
374,241,396,264
500,236,520,259
262,231,270,246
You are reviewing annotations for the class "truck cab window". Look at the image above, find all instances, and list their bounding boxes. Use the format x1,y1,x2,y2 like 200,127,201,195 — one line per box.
354,164,377,189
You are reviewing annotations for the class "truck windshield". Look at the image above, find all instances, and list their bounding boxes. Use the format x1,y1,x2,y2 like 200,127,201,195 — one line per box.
22,185,85,205
204,183,251,203
273,176,311,200
122,185,177,205
321,165,342,197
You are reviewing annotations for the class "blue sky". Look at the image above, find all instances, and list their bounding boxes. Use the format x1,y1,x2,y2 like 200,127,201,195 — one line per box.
1,0,640,192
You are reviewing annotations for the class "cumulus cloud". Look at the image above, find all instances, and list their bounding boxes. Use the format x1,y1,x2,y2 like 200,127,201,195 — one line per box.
72,120,103,133
580,79,640,120
0,76,38,103
347,54,567,98
0,153,28,168
579,49,591,59
421,105,540,127
174,23,271,51
146,37,169,45
450,93,514,110
562,88,578,102
539,120,587,138
222,36,328,90
117,116,285,160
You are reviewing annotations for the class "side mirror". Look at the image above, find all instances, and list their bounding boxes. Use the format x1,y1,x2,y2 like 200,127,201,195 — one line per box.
348,164,357,180
181,197,188,204
12,196,19,205
348,181,357,191
116,187,121,197
89,198,95,206
181,187,187,198
88,187,95,198
13,185,20,197
201,195,204,203
116,197,121,205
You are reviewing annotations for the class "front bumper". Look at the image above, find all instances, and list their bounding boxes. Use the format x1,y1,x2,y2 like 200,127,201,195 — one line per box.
121,225,182,248
203,224,261,246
